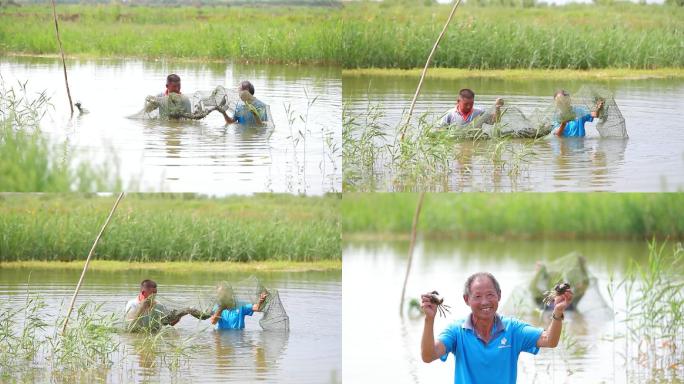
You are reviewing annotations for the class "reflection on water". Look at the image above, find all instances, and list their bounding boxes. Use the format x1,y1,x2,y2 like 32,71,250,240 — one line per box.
343,75,684,192
0,268,341,383
1,57,341,194
343,239,650,383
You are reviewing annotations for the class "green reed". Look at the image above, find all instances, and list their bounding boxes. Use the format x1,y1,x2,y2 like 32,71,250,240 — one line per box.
0,294,208,382
342,193,684,240
342,3,683,69
0,5,343,64
343,104,539,192
0,193,341,262
608,241,683,382
0,79,120,192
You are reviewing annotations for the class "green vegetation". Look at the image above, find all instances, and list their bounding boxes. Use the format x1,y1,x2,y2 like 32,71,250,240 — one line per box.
342,3,683,69
608,241,684,381
343,68,684,81
0,5,343,64
342,193,684,240
0,80,120,192
1,4,682,69
0,296,205,382
343,105,538,192
0,259,341,272
0,193,341,262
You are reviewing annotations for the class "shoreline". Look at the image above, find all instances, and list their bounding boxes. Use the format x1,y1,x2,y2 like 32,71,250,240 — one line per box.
342,68,684,81
2,52,340,67
0,260,341,273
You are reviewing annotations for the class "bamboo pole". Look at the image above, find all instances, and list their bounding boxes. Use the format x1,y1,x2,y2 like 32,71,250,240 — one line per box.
49,0,74,116
400,0,463,141
399,192,426,316
61,192,124,334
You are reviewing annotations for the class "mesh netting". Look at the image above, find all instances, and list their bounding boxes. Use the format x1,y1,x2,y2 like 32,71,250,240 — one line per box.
438,88,626,139
128,86,241,120
572,86,628,138
529,252,590,308
440,106,553,139
125,276,288,332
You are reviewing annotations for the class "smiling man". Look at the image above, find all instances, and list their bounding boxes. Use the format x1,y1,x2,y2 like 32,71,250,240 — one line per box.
420,272,573,384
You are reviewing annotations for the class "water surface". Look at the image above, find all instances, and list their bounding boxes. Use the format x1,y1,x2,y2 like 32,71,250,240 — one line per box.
0,268,341,383
343,75,684,192
2,57,341,194
343,238,655,383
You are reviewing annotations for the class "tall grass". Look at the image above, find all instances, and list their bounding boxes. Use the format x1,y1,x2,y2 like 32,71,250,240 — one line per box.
0,193,341,262
341,3,683,69
0,5,343,64
341,193,684,240
1,4,681,69
0,294,206,382
343,104,538,192
608,241,684,382
0,79,120,192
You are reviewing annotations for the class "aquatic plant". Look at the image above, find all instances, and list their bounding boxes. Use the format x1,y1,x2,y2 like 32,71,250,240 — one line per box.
0,193,341,262
343,104,539,192
341,193,684,240
610,241,684,382
0,79,120,192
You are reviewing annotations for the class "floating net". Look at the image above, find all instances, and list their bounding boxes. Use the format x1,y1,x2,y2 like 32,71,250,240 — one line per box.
437,87,626,140
128,85,242,120
438,106,553,140
126,276,289,332
529,252,591,309
572,85,628,138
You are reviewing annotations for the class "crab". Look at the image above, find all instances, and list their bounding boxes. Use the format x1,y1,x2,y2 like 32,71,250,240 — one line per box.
542,282,571,307
428,290,452,318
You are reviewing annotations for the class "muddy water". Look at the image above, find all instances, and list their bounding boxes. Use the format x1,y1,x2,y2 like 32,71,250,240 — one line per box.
0,268,341,383
343,238,653,383
1,57,341,194
343,75,684,192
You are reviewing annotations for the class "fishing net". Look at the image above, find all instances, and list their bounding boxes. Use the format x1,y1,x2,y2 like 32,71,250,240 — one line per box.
572,86,628,138
529,252,591,309
126,276,288,332
128,85,241,120
439,106,554,140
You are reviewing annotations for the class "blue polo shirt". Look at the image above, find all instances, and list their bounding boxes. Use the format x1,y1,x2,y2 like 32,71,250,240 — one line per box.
213,303,254,330
553,106,593,137
438,314,543,384
234,98,268,125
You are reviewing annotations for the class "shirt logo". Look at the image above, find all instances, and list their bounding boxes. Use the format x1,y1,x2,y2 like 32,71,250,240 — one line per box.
501,337,507,345
498,337,511,349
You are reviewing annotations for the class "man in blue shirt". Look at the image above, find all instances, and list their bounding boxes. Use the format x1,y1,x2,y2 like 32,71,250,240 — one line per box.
219,80,268,126
420,272,573,384
209,291,268,330
553,89,605,137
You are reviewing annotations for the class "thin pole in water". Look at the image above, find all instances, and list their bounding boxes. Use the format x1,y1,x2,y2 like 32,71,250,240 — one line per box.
400,0,463,141
49,0,74,116
399,192,425,317
61,192,125,335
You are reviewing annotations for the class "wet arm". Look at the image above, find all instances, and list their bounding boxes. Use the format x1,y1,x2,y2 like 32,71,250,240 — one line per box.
555,121,567,136
253,295,267,312
421,317,446,363
247,103,264,126
536,311,563,348
219,110,236,124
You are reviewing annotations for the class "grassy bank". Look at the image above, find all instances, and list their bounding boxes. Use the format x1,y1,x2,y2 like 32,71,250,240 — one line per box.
0,259,340,272
0,193,340,262
342,68,684,81
2,4,682,69
342,3,683,69
0,5,342,64
342,193,684,240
